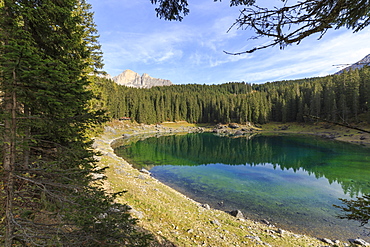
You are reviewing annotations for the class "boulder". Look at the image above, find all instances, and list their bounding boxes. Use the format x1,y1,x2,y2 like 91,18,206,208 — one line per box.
229,210,244,219
228,123,239,129
215,123,224,129
320,238,335,245
349,238,370,246
140,168,151,175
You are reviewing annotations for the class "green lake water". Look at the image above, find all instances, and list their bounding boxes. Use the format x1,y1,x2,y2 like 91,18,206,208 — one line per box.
114,133,370,241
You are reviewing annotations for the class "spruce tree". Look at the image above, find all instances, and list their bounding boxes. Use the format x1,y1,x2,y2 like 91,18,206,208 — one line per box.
0,0,151,246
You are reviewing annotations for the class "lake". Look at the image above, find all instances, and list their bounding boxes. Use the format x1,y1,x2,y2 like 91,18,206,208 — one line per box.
114,133,370,241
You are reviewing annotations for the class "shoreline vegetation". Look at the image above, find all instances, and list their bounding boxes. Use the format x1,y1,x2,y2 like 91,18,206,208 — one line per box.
93,120,370,247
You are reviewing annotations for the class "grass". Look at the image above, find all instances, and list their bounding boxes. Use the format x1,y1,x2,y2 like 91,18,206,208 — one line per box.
261,121,370,147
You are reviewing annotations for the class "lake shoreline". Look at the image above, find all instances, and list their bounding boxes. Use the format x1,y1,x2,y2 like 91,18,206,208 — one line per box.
94,120,370,246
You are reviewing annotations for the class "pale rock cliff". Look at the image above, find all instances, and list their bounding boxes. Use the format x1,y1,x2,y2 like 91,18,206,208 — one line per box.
113,70,172,88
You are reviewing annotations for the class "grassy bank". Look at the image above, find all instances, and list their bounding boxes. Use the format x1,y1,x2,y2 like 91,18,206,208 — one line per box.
93,120,370,246
261,122,370,147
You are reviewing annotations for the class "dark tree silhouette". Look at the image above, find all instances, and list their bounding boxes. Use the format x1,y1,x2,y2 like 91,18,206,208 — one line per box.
150,0,370,54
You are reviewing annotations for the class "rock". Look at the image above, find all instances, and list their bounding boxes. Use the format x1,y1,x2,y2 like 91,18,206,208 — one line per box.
196,127,204,133
97,212,108,219
201,204,211,210
229,210,244,219
280,125,289,130
261,219,270,225
215,123,223,129
91,173,105,180
349,238,370,246
210,219,221,226
334,240,342,245
245,235,261,242
128,207,144,219
320,238,335,245
138,174,147,180
140,168,151,175
234,130,244,136
229,123,239,129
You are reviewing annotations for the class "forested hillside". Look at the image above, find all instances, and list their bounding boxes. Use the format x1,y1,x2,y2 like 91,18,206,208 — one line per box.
94,66,370,125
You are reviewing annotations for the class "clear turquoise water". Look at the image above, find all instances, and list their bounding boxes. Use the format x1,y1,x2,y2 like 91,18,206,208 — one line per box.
114,133,370,241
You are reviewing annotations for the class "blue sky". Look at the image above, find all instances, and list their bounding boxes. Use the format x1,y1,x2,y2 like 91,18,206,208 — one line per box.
89,0,370,85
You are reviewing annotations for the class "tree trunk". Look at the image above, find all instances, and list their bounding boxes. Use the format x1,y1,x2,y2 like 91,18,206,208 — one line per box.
22,105,30,170
3,73,18,247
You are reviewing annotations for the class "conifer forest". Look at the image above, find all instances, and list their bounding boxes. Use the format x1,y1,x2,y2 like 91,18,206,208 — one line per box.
95,67,370,125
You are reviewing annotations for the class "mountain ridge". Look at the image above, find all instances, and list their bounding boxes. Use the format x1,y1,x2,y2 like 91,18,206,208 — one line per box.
112,69,172,88
336,54,370,74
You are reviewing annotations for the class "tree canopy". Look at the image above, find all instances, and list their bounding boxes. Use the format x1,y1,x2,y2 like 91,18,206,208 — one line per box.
150,0,370,54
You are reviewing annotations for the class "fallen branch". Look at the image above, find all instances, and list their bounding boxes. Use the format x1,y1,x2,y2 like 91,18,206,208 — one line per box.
304,115,370,134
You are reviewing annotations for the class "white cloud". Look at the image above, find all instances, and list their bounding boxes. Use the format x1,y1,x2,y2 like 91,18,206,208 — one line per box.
100,27,192,74
90,0,370,84
229,28,370,83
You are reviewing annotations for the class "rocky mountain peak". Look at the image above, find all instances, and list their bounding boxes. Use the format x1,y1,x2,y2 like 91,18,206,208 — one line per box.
112,70,172,88
336,54,370,74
